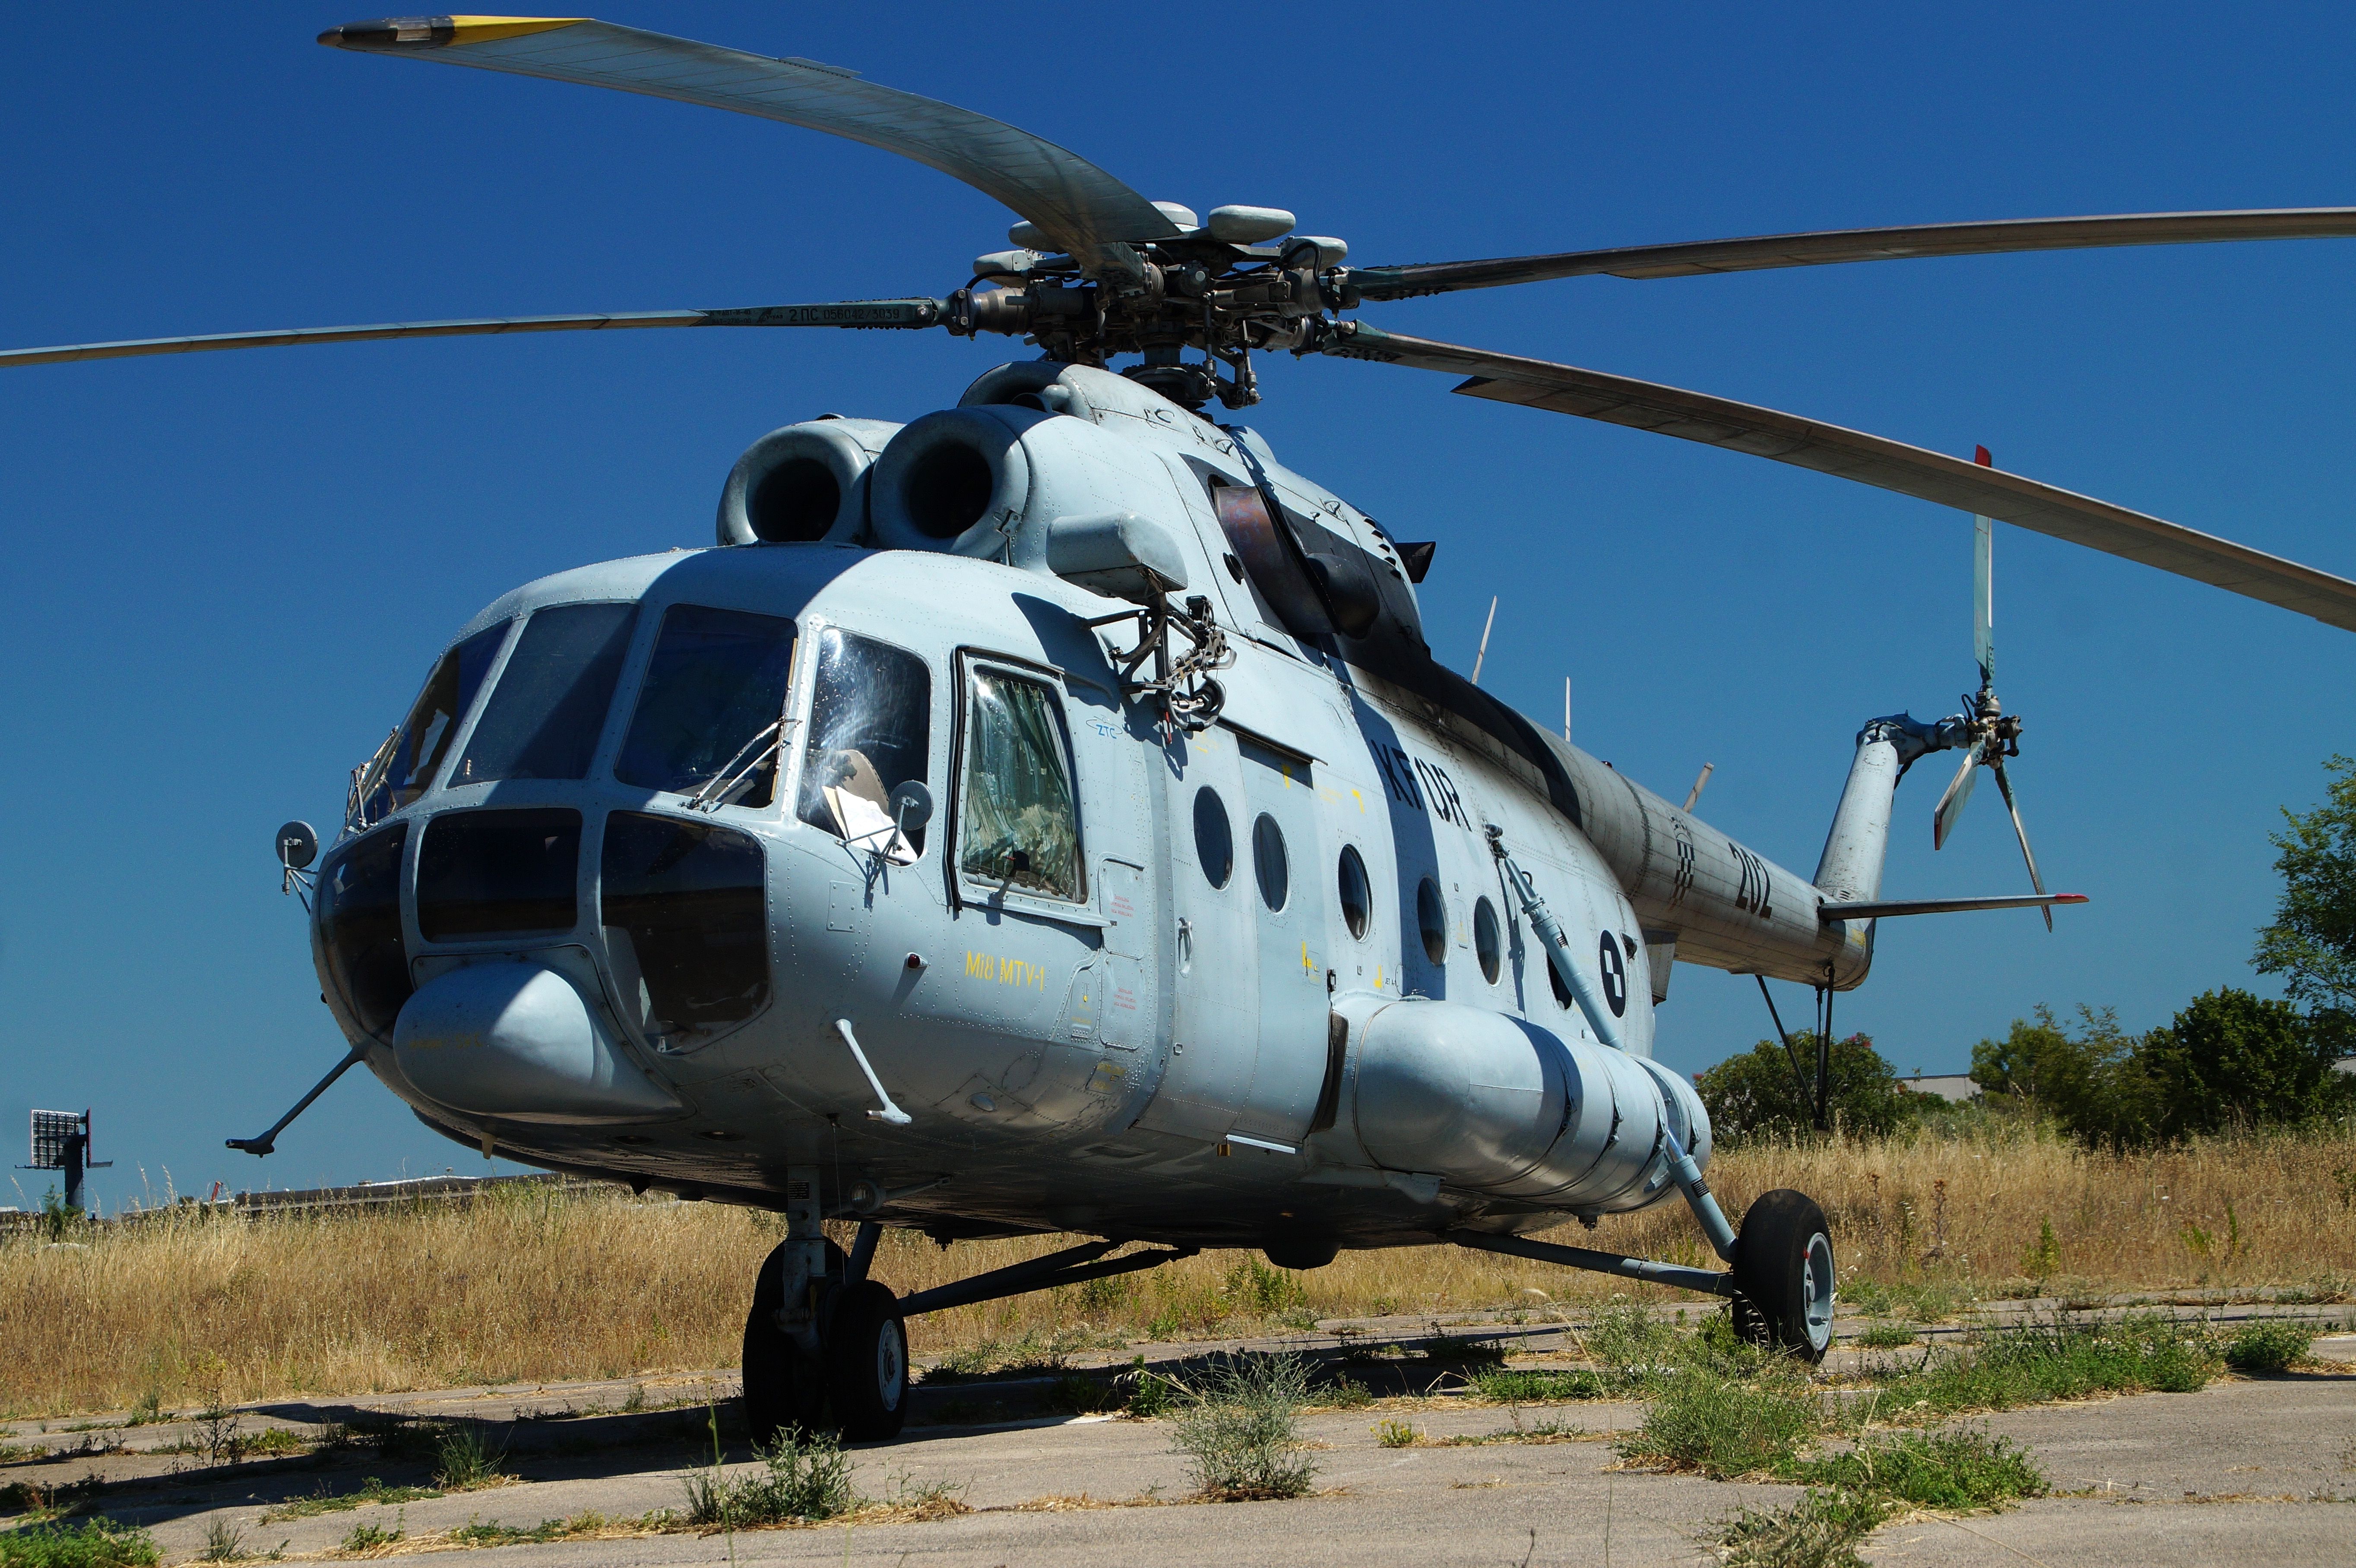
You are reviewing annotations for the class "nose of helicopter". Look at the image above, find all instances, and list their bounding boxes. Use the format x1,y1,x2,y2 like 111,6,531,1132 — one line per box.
391,961,682,1124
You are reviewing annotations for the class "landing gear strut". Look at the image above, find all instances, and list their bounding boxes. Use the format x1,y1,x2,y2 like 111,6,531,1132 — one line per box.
741,1177,1197,1445
742,1229,912,1444
1451,1185,1837,1364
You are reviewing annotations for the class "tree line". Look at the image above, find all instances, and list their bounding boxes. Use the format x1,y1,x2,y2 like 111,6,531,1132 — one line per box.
1696,756,2356,1147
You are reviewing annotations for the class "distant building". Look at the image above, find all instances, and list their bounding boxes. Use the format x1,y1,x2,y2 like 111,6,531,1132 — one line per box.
1900,1073,1981,1103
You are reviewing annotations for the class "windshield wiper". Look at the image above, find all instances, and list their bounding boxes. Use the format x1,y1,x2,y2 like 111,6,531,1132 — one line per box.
686,721,783,813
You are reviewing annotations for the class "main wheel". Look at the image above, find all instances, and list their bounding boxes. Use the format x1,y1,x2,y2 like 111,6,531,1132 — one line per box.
742,1238,836,1446
824,1280,909,1442
1730,1189,1835,1362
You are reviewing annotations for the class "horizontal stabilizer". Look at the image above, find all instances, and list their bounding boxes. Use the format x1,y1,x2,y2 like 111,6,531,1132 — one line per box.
1818,892,2088,921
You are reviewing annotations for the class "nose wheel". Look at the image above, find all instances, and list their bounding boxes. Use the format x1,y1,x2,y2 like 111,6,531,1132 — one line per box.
742,1237,909,1445
1729,1189,1835,1362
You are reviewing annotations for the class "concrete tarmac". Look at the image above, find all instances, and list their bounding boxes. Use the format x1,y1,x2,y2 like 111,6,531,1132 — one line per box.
7,1324,2352,1567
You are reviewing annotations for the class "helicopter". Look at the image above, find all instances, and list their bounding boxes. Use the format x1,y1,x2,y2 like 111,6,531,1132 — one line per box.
11,16,2356,1444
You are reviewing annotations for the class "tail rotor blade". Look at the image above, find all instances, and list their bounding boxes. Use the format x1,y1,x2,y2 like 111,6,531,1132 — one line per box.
1932,741,1984,849
1989,758,2053,931
1973,445,1995,691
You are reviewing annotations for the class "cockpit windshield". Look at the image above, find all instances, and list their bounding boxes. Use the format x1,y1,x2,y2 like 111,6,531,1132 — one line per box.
796,628,931,858
364,621,510,820
616,605,797,806
453,602,638,787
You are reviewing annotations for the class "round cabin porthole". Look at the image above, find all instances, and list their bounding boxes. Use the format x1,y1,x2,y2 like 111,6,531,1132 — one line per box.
1337,845,1371,939
1253,813,1289,911
1193,787,1233,889
1416,877,1447,964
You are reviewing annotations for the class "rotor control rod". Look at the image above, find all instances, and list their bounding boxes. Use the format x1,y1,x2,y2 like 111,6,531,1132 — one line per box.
226,1044,368,1157
1484,825,1624,1052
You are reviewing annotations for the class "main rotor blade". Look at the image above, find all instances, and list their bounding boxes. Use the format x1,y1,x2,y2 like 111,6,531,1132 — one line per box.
318,16,1178,274
1988,758,2053,932
1344,208,2356,300
1932,743,1983,851
1973,446,1995,690
0,300,944,368
1314,322,2356,634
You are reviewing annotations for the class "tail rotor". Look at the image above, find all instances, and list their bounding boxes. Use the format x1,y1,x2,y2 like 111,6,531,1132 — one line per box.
1930,446,2052,929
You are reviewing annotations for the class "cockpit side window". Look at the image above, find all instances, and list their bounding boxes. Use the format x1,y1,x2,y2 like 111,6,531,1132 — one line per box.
957,667,1082,901
616,605,797,806
370,621,509,817
454,602,637,786
796,628,932,857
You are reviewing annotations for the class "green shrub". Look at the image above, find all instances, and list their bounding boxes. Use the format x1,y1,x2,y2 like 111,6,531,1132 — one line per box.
1696,1031,1920,1142
0,1520,161,1568
1168,1354,1318,1499
1615,1368,1821,1478
2223,1318,2318,1373
680,1431,858,1526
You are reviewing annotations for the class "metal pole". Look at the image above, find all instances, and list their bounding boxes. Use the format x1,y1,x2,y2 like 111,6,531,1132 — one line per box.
1813,982,1833,1132
64,1125,86,1214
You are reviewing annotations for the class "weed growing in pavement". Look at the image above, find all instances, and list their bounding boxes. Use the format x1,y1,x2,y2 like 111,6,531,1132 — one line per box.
1717,1488,1886,1568
338,1517,402,1552
430,1426,508,1490
1372,1419,1419,1448
1856,1312,2217,1423
1311,1372,1374,1409
1414,1332,1507,1366
1121,1359,1180,1417
0,1519,161,1568
1044,1375,1122,1415
1440,1416,1584,1446
2222,1318,2318,1372
1852,1321,1920,1349
196,1521,245,1563
680,1431,859,1526
259,1479,441,1523
444,1512,639,1546
1615,1367,1822,1478
1468,1367,1609,1402
1790,1426,2046,1509
1168,1353,1318,1499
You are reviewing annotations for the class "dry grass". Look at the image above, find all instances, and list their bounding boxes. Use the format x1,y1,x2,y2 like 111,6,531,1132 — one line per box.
5,1122,2350,1418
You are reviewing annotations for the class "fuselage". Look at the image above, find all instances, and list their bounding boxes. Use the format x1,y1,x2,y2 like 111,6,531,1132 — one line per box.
309,361,1871,1255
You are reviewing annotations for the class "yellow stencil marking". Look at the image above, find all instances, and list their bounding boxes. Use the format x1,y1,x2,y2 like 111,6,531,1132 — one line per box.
965,951,1047,989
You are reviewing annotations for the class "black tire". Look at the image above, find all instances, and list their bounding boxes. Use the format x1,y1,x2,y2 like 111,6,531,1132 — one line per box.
742,1239,837,1446
825,1280,909,1442
1731,1189,1835,1362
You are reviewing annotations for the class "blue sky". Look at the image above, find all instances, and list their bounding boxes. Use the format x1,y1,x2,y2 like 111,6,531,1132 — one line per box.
5,4,2351,1211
